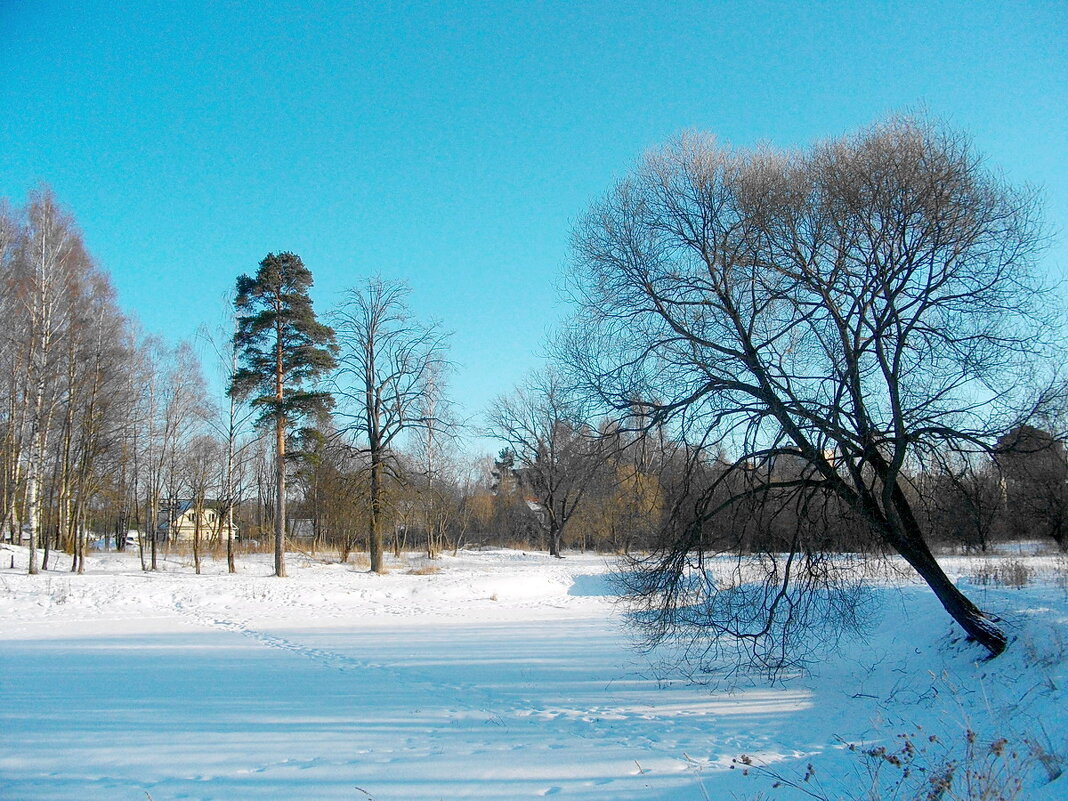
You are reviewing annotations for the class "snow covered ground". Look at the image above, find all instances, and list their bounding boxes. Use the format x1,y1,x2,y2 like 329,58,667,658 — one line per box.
1,545,1065,800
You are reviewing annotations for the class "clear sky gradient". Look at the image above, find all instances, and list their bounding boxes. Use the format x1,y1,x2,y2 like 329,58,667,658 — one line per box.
2,1,1065,454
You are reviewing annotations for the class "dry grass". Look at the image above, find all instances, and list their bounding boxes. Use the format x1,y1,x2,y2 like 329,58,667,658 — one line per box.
468,538,535,552
407,564,442,576
1055,553,1068,594
734,726,1051,801
344,553,372,570
971,559,1033,588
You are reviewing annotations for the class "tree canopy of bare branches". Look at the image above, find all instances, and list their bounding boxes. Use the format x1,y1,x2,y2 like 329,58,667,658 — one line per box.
485,370,605,557
331,277,452,573
995,425,1068,550
560,116,1061,662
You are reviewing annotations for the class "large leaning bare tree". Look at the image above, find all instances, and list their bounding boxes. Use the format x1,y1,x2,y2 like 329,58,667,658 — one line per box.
559,117,1061,663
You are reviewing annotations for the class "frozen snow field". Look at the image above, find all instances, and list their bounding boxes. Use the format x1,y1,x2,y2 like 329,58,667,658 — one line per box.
1,546,1066,800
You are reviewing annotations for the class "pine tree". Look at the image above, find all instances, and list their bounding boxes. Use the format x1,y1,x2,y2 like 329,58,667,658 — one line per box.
230,252,336,577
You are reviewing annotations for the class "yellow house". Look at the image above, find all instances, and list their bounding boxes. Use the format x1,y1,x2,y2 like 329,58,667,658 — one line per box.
158,500,238,543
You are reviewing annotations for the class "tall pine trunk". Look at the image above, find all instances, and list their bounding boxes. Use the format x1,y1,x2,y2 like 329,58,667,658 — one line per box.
274,413,287,577
273,305,288,579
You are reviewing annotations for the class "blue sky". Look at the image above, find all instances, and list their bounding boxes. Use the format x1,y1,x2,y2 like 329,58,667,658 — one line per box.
2,1,1065,454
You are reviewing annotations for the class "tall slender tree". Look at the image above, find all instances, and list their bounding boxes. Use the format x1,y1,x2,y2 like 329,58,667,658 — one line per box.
331,278,451,573
13,189,87,574
198,304,260,574
0,200,22,545
231,252,336,577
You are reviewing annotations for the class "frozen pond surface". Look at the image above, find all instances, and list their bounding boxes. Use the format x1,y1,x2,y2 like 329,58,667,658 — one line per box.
1,547,1065,800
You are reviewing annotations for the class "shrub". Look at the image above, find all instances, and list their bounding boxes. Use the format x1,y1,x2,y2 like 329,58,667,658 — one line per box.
970,559,1032,588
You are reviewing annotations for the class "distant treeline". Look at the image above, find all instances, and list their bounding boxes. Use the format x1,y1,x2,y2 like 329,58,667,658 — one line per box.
1,188,1065,579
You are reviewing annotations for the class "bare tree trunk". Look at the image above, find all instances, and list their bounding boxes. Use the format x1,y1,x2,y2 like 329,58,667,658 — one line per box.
226,396,237,574
55,341,77,570
885,479,1006,655
25,465,40,573
193,497,203,575
149,494,159,571
226,497,236,573
77,508,86,574
548,518,562,558
897,535,1005,653
368,451,383,573
2,436,18,542
45,444,61,571
25,376,46,575
71,497,85,574
135,495,146,571
1,385,23,545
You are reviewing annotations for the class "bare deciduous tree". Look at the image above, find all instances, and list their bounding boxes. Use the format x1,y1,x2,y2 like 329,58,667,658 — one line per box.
146,341,211,570
995,425,1068,550
0,201,22,545
60,271,131,573
184,434,223,575
0,189,207,579
560,117,1060,662
12,189,87,574
331,277,452,573
486,370,604,558
198,306,261,573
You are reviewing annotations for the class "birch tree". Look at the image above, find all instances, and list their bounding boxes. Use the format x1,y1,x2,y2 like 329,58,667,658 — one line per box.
0,200,24,544
13,189,86,574
199,309,260,573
